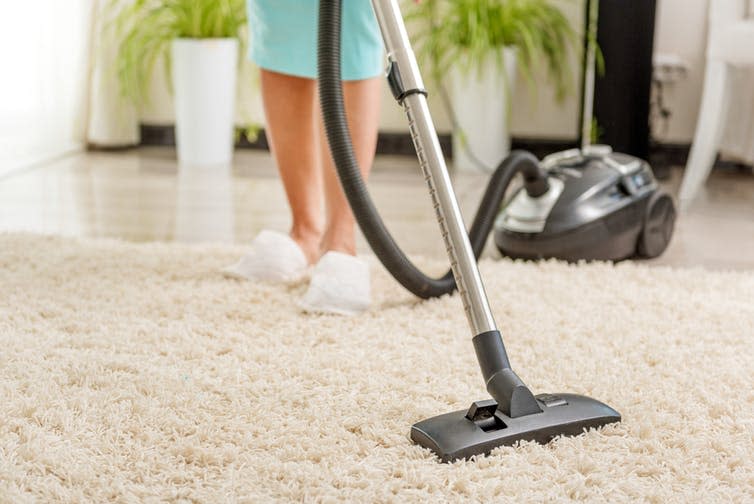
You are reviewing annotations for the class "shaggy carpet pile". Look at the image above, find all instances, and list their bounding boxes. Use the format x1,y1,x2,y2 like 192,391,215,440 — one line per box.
0,233,752,502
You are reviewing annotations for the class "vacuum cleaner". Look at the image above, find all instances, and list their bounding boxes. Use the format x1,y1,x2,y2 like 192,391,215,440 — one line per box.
494,145,677,261
317,0,671,462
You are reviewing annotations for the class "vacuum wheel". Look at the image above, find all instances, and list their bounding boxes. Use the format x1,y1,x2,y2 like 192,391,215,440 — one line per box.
637,191,676,258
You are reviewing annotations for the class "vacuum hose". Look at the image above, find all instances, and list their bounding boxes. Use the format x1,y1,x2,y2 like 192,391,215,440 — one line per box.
317,1,550,299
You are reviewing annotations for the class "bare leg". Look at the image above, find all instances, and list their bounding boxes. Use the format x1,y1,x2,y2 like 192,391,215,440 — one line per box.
318,77,382,256
260,69,322,264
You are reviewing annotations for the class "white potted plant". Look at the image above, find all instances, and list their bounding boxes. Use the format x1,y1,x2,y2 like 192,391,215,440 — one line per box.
408,0,577,172
111,0,247,167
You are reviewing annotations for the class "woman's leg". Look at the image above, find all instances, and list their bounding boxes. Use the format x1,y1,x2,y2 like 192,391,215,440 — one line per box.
318,77,382,256
260,69,323,264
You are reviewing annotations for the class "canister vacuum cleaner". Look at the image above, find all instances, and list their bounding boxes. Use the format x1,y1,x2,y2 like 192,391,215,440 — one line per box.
495,145,676,261
318,0,675,462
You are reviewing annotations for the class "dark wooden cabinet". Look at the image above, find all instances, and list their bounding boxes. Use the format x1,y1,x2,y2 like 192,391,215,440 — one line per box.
583,0,657,160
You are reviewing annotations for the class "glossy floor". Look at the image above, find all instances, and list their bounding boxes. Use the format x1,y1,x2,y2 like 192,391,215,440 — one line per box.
0,147,752,270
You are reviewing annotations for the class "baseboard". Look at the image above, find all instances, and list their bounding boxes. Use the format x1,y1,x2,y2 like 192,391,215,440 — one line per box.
139,125,451,157
140,125,179,149
137,125,751,179
139,125,576,160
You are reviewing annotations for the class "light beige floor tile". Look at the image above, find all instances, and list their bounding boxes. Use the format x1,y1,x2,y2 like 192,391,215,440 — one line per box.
0,147,752,270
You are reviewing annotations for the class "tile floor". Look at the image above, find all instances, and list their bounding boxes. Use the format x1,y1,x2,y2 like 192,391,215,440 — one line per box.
0,147,752,270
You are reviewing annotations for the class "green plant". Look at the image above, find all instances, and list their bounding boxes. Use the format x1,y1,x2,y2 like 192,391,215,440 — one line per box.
590,117,603,144
107,0,247,104
406,0,578,100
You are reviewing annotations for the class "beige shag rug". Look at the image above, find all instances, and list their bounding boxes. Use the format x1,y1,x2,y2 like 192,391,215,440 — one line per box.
1,233,753,503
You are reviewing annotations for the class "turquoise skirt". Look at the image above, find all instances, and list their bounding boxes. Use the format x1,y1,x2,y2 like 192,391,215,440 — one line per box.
247,0,384,81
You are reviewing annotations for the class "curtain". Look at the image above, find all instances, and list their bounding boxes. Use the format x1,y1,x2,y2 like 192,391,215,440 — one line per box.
720,68,754,167
0,1,96,178
87,0,140,147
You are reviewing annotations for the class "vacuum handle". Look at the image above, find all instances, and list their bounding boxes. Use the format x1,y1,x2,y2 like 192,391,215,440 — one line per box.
370,0,497,336
370,0,541,417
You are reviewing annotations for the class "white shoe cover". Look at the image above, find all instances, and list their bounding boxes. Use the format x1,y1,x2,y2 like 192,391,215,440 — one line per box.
299,251,371,316
223,230,308,283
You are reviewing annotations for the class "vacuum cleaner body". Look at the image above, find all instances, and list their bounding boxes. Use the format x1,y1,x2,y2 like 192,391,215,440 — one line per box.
495,146,676,262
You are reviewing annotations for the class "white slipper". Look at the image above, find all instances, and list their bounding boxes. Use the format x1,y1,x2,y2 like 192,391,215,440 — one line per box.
299,251,371,316
223,230,308,283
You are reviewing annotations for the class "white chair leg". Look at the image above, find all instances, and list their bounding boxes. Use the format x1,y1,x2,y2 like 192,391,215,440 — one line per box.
679,60,731,209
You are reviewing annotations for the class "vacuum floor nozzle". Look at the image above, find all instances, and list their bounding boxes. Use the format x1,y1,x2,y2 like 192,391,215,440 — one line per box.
411,393,621,462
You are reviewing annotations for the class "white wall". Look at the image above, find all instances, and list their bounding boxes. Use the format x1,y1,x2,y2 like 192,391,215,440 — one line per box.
139,0,710,145
652,0,709,144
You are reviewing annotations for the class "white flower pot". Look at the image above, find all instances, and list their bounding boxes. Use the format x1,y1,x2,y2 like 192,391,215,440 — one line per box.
450,47,517,173
171,38,238,167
